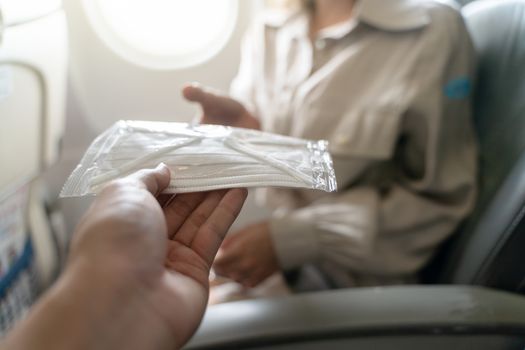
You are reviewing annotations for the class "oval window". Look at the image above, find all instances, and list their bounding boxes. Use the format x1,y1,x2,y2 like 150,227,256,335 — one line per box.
82,0,239,70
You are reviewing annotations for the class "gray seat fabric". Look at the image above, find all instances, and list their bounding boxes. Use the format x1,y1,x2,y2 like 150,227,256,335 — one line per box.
424,0,525,291
456,0,478,6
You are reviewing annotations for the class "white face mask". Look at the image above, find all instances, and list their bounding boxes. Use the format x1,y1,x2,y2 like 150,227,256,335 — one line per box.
60,121,337,197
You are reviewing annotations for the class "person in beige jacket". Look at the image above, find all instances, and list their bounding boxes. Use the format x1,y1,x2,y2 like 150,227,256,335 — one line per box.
183,0,478,290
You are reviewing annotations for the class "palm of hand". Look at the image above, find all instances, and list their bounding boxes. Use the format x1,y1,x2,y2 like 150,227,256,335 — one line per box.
147,190,247,346
50,167,247,350
201,96,245,127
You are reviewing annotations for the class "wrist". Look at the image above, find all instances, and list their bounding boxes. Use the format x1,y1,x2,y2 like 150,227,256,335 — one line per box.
3,258,176,350
60,258,177,349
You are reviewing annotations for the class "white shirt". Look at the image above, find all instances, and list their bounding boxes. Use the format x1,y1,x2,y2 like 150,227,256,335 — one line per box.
231,0,478,287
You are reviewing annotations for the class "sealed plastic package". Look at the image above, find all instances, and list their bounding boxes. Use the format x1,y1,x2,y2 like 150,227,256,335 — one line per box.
60,121,337,197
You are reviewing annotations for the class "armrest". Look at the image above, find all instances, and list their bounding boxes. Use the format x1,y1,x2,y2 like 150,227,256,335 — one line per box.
185,286,525,349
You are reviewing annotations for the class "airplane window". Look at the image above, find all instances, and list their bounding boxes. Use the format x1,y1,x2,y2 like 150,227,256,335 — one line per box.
82,0,239,70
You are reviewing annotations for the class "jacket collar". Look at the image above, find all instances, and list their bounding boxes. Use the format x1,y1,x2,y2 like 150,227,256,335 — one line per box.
266,0,430,38
357,0,430,32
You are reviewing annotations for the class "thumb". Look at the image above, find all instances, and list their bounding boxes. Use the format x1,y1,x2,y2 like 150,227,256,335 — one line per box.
127,163,171,196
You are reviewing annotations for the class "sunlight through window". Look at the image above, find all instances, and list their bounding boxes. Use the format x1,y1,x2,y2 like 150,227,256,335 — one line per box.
83,0,239,69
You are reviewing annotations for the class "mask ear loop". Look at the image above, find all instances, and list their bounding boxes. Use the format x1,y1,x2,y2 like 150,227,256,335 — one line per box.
90,131,312,191
223,138,312,186
89,137,203,188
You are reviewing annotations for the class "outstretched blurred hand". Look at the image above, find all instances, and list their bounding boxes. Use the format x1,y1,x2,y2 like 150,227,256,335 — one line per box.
214,222,280,288
2,164,247,350
182,83,261,130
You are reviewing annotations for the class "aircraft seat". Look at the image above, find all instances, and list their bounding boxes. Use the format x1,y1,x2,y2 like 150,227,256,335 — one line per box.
184,1,525,348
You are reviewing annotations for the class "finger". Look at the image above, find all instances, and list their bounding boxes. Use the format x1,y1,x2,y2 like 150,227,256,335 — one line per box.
214,244,242,269
220,231,243,249
164,192,208,239
182,83,208,104
191,188,248,266
214,263,249,285
158,194,175,208
212,261,243,282
243,276,263,289
229,273,246,285
182,83,224,106
211,263,230,278
243,268,270,288
171,190,227,245
213,256,237,277
127,163,171,196
182,83,245,119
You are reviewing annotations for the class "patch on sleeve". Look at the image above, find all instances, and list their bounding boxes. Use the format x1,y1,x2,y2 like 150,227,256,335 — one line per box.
444,77,472,100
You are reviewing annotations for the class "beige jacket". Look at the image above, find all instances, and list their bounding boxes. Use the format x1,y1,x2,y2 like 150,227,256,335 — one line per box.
231,0,478,287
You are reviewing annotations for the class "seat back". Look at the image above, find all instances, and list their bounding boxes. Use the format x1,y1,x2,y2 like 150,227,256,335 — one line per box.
425,0,525,291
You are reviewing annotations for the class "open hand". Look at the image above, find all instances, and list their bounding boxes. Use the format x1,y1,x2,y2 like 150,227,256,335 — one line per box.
213,222,280,288
5,165,248,350
182,83,260,130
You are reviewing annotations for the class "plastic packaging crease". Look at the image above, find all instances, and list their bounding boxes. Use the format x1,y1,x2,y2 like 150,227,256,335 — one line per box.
60,121,338,197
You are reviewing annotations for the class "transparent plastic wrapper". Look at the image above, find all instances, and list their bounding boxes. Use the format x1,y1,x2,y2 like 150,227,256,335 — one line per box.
60,121,338,197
